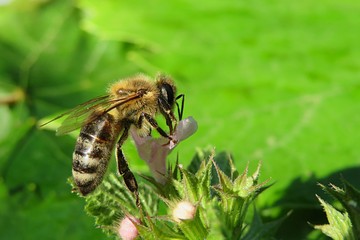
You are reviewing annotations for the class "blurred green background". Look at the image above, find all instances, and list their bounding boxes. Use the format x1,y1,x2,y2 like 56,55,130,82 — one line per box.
1,0,359,239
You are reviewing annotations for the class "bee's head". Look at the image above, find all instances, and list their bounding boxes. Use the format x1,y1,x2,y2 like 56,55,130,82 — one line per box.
157,75,176,108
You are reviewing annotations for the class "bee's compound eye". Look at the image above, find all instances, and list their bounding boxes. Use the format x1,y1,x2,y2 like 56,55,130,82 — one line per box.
117,89,130,97
161,83,174,106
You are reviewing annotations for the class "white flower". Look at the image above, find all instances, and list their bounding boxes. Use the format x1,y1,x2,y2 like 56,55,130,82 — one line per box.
172,201,197,222
130,116,198,184
117,215,140,240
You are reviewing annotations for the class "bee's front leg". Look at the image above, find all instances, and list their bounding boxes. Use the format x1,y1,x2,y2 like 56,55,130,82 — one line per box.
158,97,178,135
139,113,176,145
174,93,185,122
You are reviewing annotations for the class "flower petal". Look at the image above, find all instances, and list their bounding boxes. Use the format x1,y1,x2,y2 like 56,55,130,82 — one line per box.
130,116,198,184
174,116,198,142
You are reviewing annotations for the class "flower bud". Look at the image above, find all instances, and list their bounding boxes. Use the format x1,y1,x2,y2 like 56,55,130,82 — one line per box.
117,215,140,240
172,201,196,222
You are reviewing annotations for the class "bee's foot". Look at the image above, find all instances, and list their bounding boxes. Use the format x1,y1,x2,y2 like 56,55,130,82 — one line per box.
162,137,178,147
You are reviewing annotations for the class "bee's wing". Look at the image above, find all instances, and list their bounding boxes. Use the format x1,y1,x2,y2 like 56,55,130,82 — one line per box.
55,95,112,135
41,93,141,136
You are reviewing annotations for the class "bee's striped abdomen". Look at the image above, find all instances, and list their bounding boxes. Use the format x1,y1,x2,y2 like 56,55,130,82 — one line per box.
72,113,120,195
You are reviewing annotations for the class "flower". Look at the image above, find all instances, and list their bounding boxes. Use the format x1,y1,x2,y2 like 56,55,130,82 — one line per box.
117,215,140,240
130,116,198,184
172,201,197,222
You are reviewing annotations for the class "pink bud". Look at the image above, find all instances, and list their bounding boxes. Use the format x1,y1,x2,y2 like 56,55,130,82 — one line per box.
117,215,140,240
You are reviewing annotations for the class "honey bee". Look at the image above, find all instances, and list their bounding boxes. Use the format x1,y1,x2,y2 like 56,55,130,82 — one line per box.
42,74,183,204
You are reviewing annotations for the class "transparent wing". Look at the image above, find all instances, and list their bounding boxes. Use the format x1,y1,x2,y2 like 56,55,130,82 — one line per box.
41,92,142,136
56,95,112,135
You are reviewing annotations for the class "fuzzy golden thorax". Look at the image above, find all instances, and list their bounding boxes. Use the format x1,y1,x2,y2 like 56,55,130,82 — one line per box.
108,75,160,121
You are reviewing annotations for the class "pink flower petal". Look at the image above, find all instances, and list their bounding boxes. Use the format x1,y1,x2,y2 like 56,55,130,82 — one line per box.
130,117,198,184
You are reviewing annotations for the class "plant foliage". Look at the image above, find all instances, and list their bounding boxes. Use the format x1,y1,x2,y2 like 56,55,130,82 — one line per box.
85,149,281,240
1,0,360,239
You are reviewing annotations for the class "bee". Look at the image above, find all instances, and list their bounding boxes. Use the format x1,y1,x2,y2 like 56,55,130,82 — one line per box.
42,74,184,204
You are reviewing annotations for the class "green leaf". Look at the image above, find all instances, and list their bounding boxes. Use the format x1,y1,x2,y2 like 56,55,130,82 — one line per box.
179,167,200,202
197,157,213,202
77,0,360,214
205,199,226,240
318,179,360,238
314,195,355,240
0,1,142,239
138,220,185,240
3,0,360,239
178,209,208,240
213,160,233,194
243,208,289,240
84,173,159,237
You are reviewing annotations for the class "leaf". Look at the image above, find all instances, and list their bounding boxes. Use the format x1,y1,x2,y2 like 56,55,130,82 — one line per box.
180,167,200,202
0,189,104,240
0,1,143,239
85,173,163,237
3,0,360,239
77,0,360,212
243,208,289,240
318,179,360,238
178,210,208,240
314,195,355,240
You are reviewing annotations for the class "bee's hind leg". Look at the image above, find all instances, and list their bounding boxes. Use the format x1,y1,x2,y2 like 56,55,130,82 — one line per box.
115,122,140,207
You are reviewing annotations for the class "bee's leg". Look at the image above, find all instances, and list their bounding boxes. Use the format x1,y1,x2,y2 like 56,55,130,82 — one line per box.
175,94,185,121
158,98,177,134
140,112,174,141
115,122,140,207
